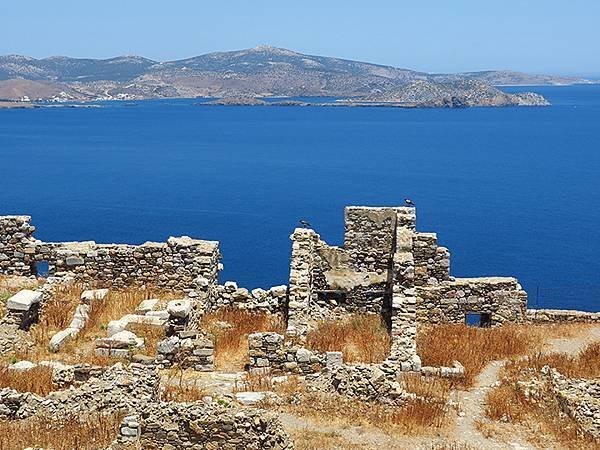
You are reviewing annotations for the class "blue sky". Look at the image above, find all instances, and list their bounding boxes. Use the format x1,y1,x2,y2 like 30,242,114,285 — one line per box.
1,0,598,76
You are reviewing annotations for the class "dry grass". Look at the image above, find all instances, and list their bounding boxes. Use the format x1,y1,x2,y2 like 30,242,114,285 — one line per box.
305,314,391,363
0,413,122,450
0,364,54,395
417,323,584,387
160,367,207,402
400,372,451,404
281,391,449,436
288,428,363,450
201,308,285,371
484,341,600,448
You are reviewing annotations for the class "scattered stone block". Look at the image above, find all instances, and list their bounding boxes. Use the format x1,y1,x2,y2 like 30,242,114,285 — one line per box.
80,288,109,303
68,304,90,330
135,299,159,314
6,289,42,311
49,327,79,352
146,310,170,320
96,330,144,349
235,391,267,405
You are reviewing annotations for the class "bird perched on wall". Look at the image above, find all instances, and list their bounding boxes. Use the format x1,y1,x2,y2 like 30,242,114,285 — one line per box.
299,220,311,228
404,198,416,207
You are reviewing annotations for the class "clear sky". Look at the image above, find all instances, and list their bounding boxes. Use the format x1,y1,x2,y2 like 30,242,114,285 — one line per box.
1,0,598,76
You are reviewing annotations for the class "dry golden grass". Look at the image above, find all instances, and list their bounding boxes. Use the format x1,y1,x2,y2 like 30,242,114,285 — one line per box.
0,413,122,450
400,372,451,404
160,367,207,402
0,364,54,395
234,370,276,393
281,391,449,436
305,314,391,363
201,308,285,371
484,341,600,448
288,428,363,450
416,323,585,387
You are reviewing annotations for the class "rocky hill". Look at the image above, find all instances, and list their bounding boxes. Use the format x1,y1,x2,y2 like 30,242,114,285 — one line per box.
352,80,550,107
0,46,582,106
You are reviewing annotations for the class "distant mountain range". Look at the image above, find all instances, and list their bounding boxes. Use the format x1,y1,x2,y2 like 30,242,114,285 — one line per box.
0,46,593,106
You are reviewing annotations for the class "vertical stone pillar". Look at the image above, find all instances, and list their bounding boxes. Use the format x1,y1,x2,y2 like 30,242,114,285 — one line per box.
0,216,37,276
389,208,418,363
287,228,319,338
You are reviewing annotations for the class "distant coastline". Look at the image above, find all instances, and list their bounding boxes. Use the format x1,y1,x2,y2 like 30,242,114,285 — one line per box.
0,46,590,108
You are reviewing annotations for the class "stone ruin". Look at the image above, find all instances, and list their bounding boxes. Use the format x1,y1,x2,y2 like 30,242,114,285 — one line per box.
3,206,598,365
2,206,599,446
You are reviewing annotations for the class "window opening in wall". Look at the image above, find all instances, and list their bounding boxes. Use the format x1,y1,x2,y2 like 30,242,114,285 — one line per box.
316,291,347,305
35,261,50,278
465,312,492,328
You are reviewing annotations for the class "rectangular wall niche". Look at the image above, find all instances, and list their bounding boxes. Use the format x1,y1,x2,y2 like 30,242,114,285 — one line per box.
465,312,492,328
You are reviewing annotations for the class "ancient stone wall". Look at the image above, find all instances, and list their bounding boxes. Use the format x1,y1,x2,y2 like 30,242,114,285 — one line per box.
416,277,528,325
543,366,600,439
248,332,324,374
344,206,397,273
412,232,450,286
527,309,600,323
122,402,293,450
0,215,221,292
156,330,215,371
207,282,288,313
0,216,37,276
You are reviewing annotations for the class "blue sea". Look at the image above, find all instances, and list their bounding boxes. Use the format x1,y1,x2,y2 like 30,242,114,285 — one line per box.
1,85,599,311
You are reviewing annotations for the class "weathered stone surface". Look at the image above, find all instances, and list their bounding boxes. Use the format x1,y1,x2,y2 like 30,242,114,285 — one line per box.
6,290,42,311
80,288,109,303
167,299,191,318
96,330,144,349
49,327,79,352
135,298,159,314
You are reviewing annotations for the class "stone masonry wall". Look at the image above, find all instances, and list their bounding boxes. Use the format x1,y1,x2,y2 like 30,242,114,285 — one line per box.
130,402,293,450
344,207,397,273
0,215,221,292
0,216,37,276
416,277,528,325
413,232,450,286
248,332,324,375
527,309,600,323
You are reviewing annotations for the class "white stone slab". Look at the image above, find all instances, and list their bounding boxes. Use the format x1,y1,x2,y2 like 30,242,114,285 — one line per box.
6,289,43,311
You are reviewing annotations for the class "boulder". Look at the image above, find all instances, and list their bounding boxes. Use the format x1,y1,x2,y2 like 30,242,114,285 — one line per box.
6,290,42,311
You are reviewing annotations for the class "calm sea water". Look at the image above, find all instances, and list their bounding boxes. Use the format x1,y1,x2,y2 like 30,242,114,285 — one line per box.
1,86,599,311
